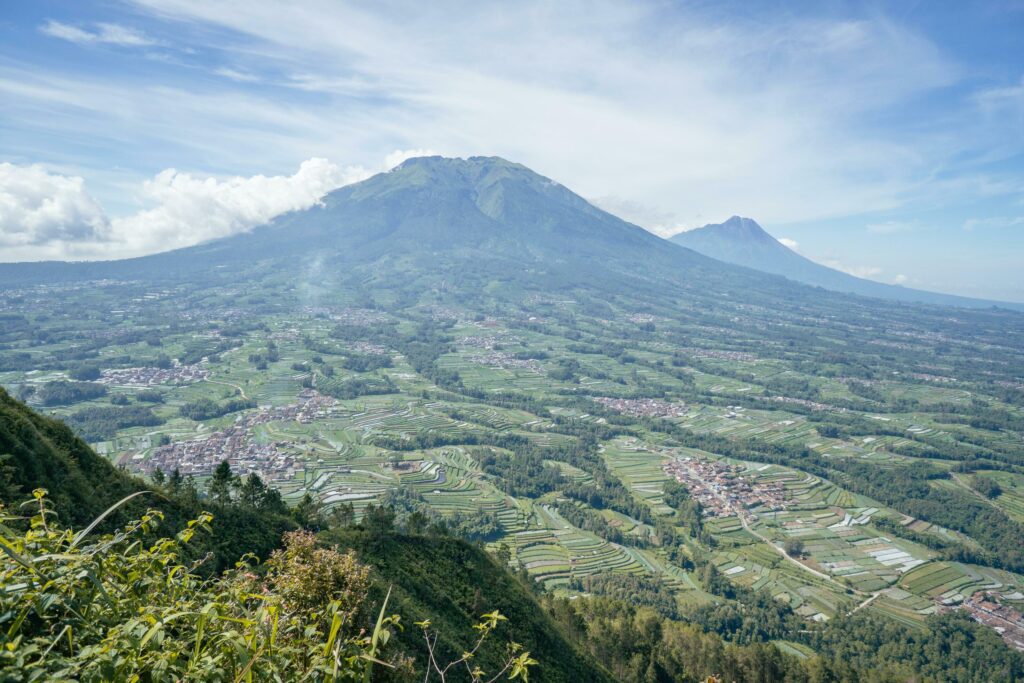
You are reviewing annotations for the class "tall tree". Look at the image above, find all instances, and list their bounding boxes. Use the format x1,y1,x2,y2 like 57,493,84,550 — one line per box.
239,472,267,508
208,460,237,505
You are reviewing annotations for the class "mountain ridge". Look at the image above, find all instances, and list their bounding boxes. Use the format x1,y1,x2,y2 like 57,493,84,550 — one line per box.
670,215,1019,309
1,156,1020,311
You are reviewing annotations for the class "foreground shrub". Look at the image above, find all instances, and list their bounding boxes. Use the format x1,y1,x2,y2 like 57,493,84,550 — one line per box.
0,490,534,682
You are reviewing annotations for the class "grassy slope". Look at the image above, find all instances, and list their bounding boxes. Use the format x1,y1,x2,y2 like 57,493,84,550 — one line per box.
0,387,611,681
328,529,614,683
0,387,293,572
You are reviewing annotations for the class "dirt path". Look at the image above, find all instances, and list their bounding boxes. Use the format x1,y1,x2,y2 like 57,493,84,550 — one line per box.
950,472,997,508
680,462,871,597
737,513,863,592
850,591,882,614
203,378,249,400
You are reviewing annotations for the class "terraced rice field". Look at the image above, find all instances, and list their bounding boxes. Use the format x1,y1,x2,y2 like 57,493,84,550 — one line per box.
601,437,676,515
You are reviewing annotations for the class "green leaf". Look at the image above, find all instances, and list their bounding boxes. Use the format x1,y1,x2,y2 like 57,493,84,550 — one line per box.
363,585,392,683
69,490,153,550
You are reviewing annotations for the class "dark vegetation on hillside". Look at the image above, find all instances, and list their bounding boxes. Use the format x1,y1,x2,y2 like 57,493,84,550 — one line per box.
0,388,290,572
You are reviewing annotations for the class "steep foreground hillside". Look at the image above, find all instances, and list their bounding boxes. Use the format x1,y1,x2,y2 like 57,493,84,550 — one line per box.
3,388,1024,681
0,386,292,573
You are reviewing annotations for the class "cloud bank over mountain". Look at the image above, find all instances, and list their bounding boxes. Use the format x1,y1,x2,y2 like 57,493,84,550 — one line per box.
0,154,424,261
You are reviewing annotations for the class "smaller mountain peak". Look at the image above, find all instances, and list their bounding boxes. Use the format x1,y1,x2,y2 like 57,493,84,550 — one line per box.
700,216,775,243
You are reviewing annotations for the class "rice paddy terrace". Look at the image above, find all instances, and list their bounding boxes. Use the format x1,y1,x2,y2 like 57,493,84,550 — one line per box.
4,281,1024,646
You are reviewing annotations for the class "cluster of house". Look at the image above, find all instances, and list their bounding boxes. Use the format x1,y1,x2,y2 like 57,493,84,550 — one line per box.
141,390,336,481
593,396,687,419
348,341,390,355
767,395,837,412
144,429,299,482
99,364,210,387
905,372,957,383
456,333,543,372
469,351,542,372
302,306,393,326
677,347,758,362
457,334,519,349
424,306,462,322
662,457,793,519
960,592,1024,651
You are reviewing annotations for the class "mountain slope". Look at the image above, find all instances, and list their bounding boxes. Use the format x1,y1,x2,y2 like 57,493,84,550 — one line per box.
0,387,293,571
2,157,1019,315
0,389,615,681
328,529,616,683
0,157,846,319
0,157,699,289
670,216,1016,309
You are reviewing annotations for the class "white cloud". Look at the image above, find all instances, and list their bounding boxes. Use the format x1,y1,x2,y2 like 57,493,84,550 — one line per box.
384,149,438,170
777,237,800,250
963,215,1024,230
108,158,371,253
588,196,682,235
40,20,160,47
15,0,973,234
893,273,908,284
0,158,379,260
821,258,883,279
0,163,109,248
214,68,261,83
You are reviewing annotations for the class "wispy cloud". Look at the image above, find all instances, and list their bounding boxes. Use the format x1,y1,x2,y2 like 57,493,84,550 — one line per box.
821,258,883,280
47,0,970,228
40,20,161,47
778,237,800,250
214,67,261,83
963,215,1024,230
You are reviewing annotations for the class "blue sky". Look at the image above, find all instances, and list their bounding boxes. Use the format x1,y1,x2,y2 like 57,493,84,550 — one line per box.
1,1,1022,301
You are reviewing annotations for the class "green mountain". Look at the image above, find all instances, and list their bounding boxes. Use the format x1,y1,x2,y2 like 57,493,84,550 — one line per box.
670,215,1019,309
0,157,692,288
325,529,614,682
5,156,1024,680
0,158,860,305
6,157,1020,319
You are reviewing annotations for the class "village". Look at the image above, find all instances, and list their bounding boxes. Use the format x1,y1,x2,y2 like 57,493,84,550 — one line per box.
140,390,337,481
469,350,544,372
677,347,758,362
456,333,547,371
768,395,838,412
662,456,795,519
99,363,210,387
959,592,1024,651
593,396,688,419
